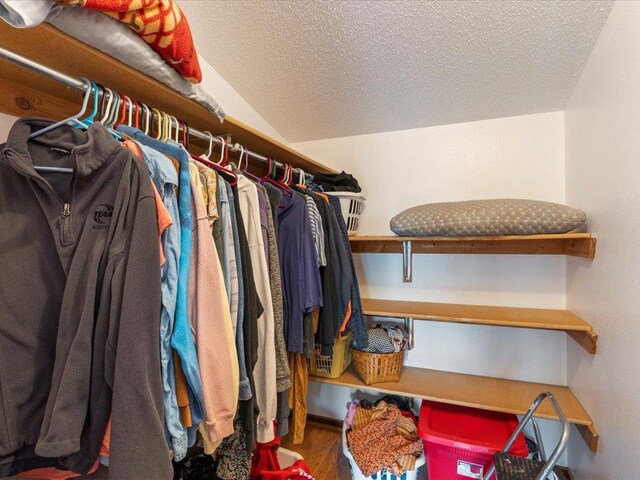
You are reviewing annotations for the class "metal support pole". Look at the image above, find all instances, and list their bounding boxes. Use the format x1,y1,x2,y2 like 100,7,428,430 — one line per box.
403,317,415,350
402,240,413,282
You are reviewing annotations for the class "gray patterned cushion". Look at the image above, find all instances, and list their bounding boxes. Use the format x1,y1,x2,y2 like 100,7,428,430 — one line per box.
390,199,586,237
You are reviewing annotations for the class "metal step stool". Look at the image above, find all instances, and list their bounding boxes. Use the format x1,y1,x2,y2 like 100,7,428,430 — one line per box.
484,392,571,480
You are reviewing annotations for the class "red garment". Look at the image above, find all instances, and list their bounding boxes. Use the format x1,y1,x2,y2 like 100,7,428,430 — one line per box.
16,461,99,479
250,437,315,480
54,0,202,83
18,420,111,479
260,461,315,480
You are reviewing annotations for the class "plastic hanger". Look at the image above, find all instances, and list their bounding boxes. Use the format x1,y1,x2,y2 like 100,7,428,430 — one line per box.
165,113,172,142
98,88,114,124
88,85,121,140
263,156,273,179
169,116,180,143
236,145,245,170
260,156,289,192
160,112,169,142
216,136,225,163
142,104,151,135
286,164,295,187
78,81,100,128
127,98,134,127
283,164,294,191
113,95,129,128
191,131,238,187
29,77,93,173
104,92,121,129
29,77,92,141
270,159,293,192
200,130,215,161
180,121,189,149
151,108,162,140
237,144,262,182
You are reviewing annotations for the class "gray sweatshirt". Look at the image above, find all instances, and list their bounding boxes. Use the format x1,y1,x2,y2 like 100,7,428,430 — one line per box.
0,119,171,479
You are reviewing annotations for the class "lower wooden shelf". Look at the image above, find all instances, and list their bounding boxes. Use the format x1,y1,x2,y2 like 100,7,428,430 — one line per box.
310,366,599,452
362,298,598,354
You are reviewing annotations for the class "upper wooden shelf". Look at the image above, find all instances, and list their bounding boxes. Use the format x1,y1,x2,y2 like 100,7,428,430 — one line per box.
311,366,599,452
362,298,598,354
349,233,596,258
0,23,335,175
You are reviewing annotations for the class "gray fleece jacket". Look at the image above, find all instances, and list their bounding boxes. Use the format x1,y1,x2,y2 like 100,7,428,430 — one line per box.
0,119,171,479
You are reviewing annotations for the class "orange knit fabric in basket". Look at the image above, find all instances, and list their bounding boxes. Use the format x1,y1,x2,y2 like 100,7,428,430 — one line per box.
54,0,202,83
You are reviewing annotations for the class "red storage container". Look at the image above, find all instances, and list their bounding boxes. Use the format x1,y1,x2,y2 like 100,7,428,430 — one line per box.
418,401,528,480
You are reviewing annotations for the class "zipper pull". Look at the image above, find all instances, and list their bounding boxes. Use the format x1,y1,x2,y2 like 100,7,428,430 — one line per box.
61,203,71,219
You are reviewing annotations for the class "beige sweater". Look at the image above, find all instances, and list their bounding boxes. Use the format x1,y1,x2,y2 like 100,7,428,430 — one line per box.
237,174,277,443
188,164,239,443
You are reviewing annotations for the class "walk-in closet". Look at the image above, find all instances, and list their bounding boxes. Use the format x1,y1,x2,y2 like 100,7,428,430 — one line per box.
0,1,635,479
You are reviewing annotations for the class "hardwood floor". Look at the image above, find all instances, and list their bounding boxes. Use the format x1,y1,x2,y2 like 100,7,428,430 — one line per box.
282,420,352,480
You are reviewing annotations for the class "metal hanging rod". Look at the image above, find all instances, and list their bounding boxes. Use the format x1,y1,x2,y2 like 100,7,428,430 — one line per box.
0,46,298,175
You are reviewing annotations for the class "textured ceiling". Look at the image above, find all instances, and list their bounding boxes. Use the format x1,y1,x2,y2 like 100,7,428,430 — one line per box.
180,0,613,142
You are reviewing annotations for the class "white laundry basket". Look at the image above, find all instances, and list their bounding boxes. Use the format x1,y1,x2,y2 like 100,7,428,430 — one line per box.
326,192,366,236
342,421,426,480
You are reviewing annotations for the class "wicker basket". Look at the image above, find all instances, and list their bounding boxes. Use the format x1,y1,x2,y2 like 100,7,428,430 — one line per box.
351,348,405,385
308,331,353,379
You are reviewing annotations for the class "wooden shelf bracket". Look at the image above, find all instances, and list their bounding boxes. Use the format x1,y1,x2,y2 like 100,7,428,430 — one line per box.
568,330,598,355
576,424,600,453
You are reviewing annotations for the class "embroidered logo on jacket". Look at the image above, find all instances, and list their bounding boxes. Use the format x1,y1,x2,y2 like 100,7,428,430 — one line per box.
93,205,113,230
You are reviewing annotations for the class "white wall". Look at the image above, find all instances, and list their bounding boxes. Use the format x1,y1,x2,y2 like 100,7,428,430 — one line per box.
198,56,287,143
565,2,640,478
293,112,571,458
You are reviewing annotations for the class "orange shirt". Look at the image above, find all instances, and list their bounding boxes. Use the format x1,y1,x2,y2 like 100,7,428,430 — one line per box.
174,352,192,427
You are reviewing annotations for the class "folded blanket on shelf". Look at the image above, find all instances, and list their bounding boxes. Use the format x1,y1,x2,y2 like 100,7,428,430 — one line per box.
48,7,225,121
55,0,203,83
0,1,222,118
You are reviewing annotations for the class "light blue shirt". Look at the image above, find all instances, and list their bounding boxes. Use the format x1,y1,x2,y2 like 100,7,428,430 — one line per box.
135,141,188,460
116,126,204,445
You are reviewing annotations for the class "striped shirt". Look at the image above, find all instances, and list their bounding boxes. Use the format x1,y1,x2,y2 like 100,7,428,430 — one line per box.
305,195,327,266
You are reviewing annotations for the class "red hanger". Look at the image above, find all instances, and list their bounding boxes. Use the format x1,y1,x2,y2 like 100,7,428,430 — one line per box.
133,101,140,129
114,94,128,128
180,121,189,149
261,157,291,192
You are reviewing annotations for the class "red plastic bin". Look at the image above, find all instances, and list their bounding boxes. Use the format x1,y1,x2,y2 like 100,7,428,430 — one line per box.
418,401,528,480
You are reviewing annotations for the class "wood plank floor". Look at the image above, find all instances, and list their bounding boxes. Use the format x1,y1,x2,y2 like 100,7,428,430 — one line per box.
282,420,352,480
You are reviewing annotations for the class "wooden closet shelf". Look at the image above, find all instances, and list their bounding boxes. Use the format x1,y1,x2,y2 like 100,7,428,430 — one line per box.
311,367,599,452
0,23,335,175
349,234,596,258
362,298,598,354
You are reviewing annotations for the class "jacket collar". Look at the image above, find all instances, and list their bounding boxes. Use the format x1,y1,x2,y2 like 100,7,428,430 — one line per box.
0,118,121,178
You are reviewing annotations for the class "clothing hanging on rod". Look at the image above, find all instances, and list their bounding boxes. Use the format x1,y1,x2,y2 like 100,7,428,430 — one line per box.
0,46,366,480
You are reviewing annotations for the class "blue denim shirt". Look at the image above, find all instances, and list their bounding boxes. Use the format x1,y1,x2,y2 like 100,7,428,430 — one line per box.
328,196,367,350
116,127,205,438
133,141,188,460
